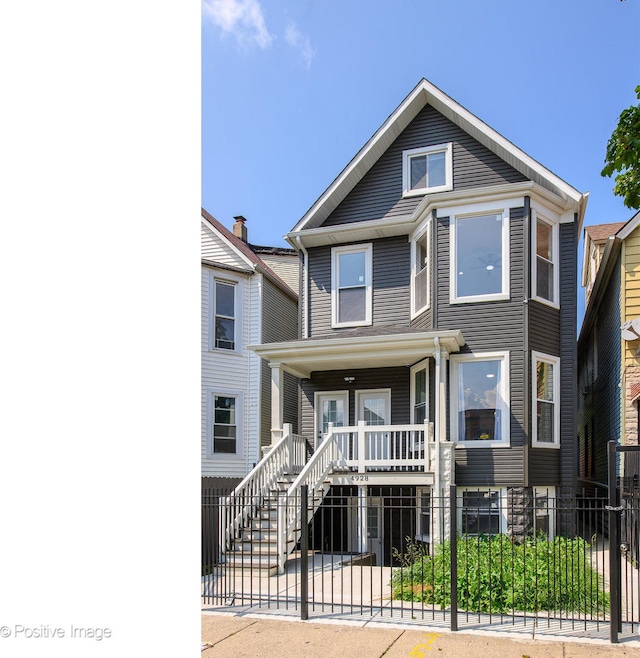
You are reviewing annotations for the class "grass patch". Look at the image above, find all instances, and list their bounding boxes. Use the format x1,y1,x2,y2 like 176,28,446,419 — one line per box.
392,534,609,614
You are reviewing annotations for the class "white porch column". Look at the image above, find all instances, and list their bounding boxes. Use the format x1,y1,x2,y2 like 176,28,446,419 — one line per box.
433,337,448,445
270,362,285,445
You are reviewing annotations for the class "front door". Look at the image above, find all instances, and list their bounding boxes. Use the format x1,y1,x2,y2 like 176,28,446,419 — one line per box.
356,389,391,462
315,391,348,447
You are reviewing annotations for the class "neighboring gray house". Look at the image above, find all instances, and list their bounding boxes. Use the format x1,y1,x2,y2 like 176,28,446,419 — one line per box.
242,79,587,566
201,210,299,490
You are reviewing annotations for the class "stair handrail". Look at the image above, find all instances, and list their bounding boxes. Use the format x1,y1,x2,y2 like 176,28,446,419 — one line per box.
277,425,345,572
221,424,294,551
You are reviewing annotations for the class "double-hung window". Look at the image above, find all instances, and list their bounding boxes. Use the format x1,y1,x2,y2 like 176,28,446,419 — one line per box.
449,205,510,303
411,224,430,316
410,360,429,424
209,392,241,455
532,352,560,448
331,244,372,327
461,489,503,535
451,352,510,446
212,278,236,350
532,211,559,307
402,143,452,197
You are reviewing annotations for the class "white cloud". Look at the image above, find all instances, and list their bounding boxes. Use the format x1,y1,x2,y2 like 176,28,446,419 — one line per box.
203,0,274,49
285,21,315,68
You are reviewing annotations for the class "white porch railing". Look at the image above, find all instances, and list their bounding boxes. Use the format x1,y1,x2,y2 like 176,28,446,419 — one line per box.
276,420,435,572
220,423,306,551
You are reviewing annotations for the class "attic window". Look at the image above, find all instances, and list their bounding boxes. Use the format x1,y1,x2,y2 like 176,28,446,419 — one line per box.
402,143,452,197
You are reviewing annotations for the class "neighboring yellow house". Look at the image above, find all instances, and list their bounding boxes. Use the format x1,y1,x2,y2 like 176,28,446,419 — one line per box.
578,212,640,490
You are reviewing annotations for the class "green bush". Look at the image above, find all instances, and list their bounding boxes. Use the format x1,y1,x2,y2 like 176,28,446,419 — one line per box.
391,534,609,614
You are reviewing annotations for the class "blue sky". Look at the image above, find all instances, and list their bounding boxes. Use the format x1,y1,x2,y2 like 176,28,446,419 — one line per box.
202,0,640,322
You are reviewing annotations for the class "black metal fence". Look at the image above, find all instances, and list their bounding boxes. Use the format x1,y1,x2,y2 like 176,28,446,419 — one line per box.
202,485,640,643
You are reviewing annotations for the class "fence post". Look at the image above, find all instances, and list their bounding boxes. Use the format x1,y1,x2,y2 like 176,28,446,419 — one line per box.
300,484,309,620
450,484,458,632
608,441,620,643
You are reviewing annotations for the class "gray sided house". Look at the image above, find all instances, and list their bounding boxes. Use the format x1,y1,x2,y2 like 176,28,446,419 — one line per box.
244,79,587,568
201,210,299,492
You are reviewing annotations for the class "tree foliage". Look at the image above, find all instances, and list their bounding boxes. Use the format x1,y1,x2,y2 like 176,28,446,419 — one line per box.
601,86,640,209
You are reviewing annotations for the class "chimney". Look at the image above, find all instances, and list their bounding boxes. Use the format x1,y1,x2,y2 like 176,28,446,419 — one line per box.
233,215,248,242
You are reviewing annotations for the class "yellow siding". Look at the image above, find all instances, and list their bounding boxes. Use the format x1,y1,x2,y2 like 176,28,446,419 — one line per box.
623,230,640,366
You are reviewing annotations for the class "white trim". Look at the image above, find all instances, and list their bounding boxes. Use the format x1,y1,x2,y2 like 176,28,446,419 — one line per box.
201,215,256,271
289,79,584,236
355,388,392,425
533,486,556,539
531,351,561,449
614,209,640,241
206,388,244,459
314,390,349,444
410,360,430,424
531,208,560,309
458,487,507,535
410,221,431,318
331,243,373,328
208,271,243,353
402,143,453,197
447,203,510,304
451,351,510,448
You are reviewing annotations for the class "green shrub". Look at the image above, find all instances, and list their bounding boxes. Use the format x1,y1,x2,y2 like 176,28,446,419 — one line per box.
391,534,609,614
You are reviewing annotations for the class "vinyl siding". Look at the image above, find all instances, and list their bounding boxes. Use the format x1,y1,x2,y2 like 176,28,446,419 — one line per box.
308,236,411,337
201,220,251,270
322,105,527,227
201,266,262,478
624,228,640,366
436,207,527,486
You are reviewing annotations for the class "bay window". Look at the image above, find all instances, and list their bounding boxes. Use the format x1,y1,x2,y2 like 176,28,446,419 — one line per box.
533,212,559,307
532,352,560,448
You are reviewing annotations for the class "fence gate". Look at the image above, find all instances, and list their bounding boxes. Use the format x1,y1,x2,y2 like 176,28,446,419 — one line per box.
608,441,640,643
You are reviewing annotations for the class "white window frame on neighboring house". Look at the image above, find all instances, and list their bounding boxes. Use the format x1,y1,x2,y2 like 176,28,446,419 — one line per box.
206,389,243,458
447,202,510,304
459,488,507,536
450,351,510,447
331,243,373,328
410,360,429,424
532,209,559,308
532,351,560,449
208,272,242,353
533,486,556,539
410,220,431,318
402,143,453,197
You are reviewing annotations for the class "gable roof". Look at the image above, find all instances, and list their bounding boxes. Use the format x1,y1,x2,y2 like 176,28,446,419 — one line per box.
288,78,586,238
584,221,626,244
202,208,297,299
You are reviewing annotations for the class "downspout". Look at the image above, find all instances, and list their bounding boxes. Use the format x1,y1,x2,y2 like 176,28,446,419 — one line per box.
523,197,530,489
294,236,309,339
434,336,442,496
431,209,438,329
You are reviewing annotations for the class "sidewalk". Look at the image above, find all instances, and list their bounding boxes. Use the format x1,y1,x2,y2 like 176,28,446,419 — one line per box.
202,611,640,657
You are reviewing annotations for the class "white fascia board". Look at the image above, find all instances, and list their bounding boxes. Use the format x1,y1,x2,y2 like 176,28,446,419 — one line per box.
249,330,465,378
615,209,640,241
289,79,584,237
201,216,257,271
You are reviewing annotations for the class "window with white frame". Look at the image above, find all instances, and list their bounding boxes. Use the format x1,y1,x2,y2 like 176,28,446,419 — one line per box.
532,352,560,448
533,486,555,538
416,487,432,544
402,143,452,197
411,224,430,316
533,213,558,306
331,244,372,327
451,352,510,446
410,361,429,424
450,210,509,303
461,489,504,535
212,394,238,454
213,278,236,350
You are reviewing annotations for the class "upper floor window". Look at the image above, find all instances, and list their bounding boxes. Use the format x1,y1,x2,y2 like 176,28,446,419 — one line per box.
212,278,237,350
411,224,430,316
450,208,509,304
402,143,452,197
532,352,560,448
411,360,429,424
451,351,510,447
331,244,372,328
533,212,559,307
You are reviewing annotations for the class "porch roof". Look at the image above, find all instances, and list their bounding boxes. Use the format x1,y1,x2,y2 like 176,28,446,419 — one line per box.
249,329,465,379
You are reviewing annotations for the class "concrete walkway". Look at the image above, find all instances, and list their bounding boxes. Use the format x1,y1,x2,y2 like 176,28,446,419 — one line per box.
201,611,640,657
